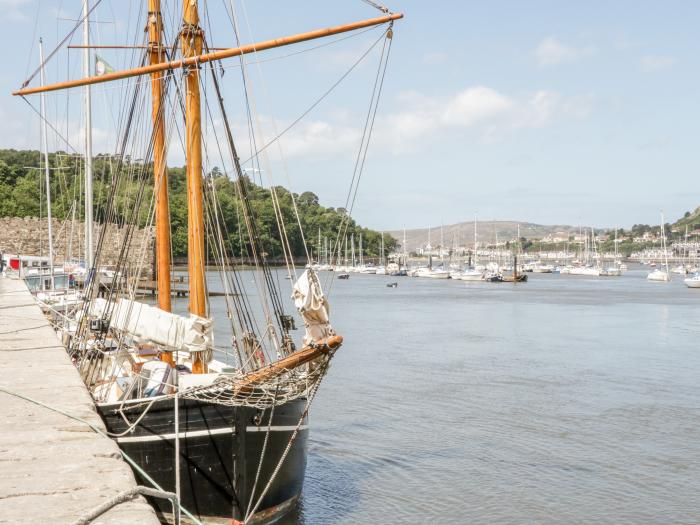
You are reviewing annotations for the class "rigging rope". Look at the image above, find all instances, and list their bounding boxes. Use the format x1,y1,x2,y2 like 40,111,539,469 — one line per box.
21,0,105,89
326,26,394,292
238,29,390,166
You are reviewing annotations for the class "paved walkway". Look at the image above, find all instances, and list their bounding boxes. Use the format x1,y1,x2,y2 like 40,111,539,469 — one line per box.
0,277,159,524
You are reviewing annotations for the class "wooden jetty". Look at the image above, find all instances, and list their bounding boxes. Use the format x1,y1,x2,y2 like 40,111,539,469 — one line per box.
0,277,159,524
135,277,228,297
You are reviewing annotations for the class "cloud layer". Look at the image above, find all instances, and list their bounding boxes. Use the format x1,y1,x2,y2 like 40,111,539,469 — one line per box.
265,86,592,159
534,37,594,67
640,55,677,72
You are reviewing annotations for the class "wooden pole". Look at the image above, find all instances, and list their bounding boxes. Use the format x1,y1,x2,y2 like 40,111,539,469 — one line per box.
183,0,207,374
14,13,403,96
149,0,173,367
39,39,56,292
83,0,94,272
68,44,228,50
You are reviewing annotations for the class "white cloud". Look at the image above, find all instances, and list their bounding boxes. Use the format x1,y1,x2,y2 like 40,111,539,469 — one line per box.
171,87,593,164
0,0,31,20
441,86,513,127
276,120,361,158
421,52,448,65
376,87,591,151
640,55,677,72
534,37,594,67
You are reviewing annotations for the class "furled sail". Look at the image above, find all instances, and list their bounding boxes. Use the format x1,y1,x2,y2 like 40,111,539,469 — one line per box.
90,298,212,352
292,269,335,346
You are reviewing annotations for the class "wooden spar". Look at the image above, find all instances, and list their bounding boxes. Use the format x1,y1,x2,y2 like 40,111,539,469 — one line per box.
148,1,171,312
68,44,228,50
235,335,343,391
148,0,173,367
13,13,404,96
183,0,208,374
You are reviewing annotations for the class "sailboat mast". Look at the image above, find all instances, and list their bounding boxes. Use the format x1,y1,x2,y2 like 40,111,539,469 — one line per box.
148,0,172,313
661,211,669,274
359,234,363,266
68,203,76,263
83,0,94,270
39,39,55,290
351,233,355,267
380,232,384,265
182,0,207,372
402,227,407,267
473,214,478,266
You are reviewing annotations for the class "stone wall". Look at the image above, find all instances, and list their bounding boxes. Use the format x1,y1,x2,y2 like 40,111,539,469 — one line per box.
0,217,154,276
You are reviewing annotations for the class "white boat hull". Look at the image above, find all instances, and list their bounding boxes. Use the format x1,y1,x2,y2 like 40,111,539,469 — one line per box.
684,278,700,288
647,270,670,282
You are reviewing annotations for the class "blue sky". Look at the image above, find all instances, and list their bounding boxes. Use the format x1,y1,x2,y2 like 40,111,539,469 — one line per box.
2,0,699,230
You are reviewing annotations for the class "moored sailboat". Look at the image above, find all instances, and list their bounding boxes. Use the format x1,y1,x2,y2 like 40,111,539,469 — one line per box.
15,2,403,523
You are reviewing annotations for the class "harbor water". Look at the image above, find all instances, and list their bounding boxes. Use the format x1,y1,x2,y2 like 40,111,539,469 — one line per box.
185,267,699,524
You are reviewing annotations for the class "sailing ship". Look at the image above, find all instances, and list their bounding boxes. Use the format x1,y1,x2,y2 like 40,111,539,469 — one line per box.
15,2,402,523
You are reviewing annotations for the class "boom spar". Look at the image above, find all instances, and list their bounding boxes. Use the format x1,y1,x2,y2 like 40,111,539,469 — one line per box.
13,13,403,97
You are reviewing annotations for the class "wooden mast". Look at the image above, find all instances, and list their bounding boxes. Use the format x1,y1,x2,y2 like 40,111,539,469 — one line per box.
148,0,173,366
13,13,403,96
182,0,207,374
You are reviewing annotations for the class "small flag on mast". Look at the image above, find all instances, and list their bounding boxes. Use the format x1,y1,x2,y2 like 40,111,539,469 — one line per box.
95,55,115,76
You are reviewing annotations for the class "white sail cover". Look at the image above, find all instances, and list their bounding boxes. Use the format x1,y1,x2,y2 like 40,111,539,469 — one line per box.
292,269,335,346
90,298,212,352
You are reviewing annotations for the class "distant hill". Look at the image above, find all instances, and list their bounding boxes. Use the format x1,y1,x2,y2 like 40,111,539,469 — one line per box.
671,206,700,233
388,221,581,251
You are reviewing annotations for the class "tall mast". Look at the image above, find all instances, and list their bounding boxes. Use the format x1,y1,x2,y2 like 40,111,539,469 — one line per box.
359,234,363,266
473,214,478,254
351,233,355,267
83,0,94,271
661,211,669,277
182,0,207,372
39,39,55,291
380,232,384,264
148,0,171,314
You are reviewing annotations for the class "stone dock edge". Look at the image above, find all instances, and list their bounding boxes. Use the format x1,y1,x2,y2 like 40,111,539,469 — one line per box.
0,277,160,524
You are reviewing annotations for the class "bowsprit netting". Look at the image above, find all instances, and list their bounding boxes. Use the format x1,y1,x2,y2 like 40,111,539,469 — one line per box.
178,354,333,409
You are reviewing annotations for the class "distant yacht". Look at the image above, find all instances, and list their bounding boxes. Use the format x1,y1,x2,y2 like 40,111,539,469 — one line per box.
647,267,670,282
460,269,484,281
647,211,670,283
359,264,377,274
684,273,700,288
532,263,554,273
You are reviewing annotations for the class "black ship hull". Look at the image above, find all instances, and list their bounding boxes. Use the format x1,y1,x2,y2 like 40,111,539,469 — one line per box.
97,396,308,524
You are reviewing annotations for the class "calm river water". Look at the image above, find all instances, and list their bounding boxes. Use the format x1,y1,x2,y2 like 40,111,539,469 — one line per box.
182,266,699,524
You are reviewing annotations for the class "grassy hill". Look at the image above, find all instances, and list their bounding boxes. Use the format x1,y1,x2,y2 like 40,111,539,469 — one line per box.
389,221,580,251
0,148,396,259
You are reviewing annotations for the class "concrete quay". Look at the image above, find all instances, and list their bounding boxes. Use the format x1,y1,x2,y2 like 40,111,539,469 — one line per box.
0,277,159,525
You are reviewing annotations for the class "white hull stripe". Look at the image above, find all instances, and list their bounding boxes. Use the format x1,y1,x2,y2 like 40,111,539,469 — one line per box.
115,425,308,443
